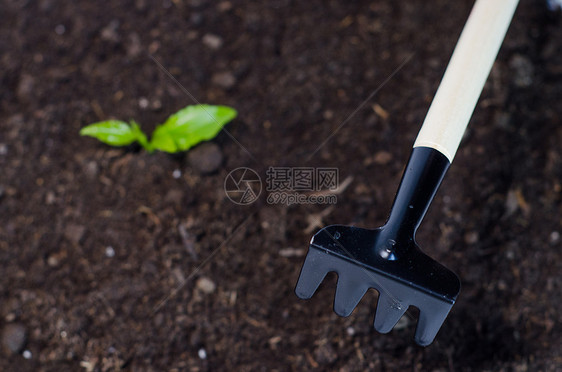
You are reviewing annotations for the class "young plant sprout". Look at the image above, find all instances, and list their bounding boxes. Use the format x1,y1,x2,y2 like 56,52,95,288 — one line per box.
80,104,237,153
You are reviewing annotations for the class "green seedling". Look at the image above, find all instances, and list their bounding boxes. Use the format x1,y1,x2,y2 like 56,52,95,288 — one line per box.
80,104,237,153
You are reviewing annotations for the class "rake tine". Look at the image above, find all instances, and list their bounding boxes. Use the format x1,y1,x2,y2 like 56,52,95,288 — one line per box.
334,276,368,317
374,292,408,334
414,305,453,346
295,252,329,299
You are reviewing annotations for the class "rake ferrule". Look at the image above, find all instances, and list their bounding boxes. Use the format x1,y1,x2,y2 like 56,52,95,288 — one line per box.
380,147,450,248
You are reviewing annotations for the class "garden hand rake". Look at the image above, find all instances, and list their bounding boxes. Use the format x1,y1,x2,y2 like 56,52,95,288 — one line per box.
295,0,520,346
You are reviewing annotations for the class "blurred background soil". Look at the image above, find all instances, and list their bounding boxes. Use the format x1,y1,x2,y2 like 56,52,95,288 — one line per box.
1,0,561,370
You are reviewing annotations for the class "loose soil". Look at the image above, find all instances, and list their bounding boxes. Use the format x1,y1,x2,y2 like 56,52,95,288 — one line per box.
1,0,561,370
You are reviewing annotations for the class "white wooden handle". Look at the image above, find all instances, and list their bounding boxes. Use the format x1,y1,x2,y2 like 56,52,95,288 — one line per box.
413,0,519,162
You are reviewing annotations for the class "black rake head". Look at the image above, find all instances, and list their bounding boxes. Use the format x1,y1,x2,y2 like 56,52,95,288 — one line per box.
295,225,461,346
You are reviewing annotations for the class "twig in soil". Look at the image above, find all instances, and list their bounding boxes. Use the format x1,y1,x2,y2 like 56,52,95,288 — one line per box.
178,223,198,260
305,175,353,197
279,247,305,258
304,206,334,234
304,350,319,369
137,205,161,227
90,100,105,121
242,313,268,329
302,175,353,233
372,103,389,120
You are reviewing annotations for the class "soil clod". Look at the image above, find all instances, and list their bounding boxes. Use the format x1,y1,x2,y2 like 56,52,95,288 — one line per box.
1,324,26,354
188,142,223,174
211,71,236,89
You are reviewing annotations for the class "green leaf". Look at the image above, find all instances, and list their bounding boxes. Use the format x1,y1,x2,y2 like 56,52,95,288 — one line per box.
150,127,177,153
129,120,152,152
150,104,237,153
80,120,138,146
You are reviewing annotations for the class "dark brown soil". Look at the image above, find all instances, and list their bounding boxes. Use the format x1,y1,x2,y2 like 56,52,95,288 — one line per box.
1,0,561,370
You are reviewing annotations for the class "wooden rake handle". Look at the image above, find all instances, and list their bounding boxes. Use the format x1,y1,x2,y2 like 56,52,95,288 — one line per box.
413,0,520,163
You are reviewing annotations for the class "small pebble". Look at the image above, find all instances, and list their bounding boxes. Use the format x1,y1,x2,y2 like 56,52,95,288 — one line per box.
505,190,519,216
22,350,32,359
17,74,35,101
45,191,56,205
190,13,204,26
211,71,236,89
80,361,94,372
148,40,160,54
550,231,560,244
346,327,355,336
101,20,120,42
127,32,142,57
187,143,223,174
217,1,232,12
135,0,147,10
509,55,534,88
1,323,27,353
373,151,392,165
138,97,149,109
84,161,99,180
202,34,223,50
151,99,162,110
55,24,65,35
172,169,182,179
196,277,216,294
164,189,183,204
64,224,85,244
153,313,164,327
314,343,337,364
0,143,7,155
198,348,207,359
105,246,115,258
494,112,511,129
464,231,479,245
39,0,53,11
47,255,59,267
